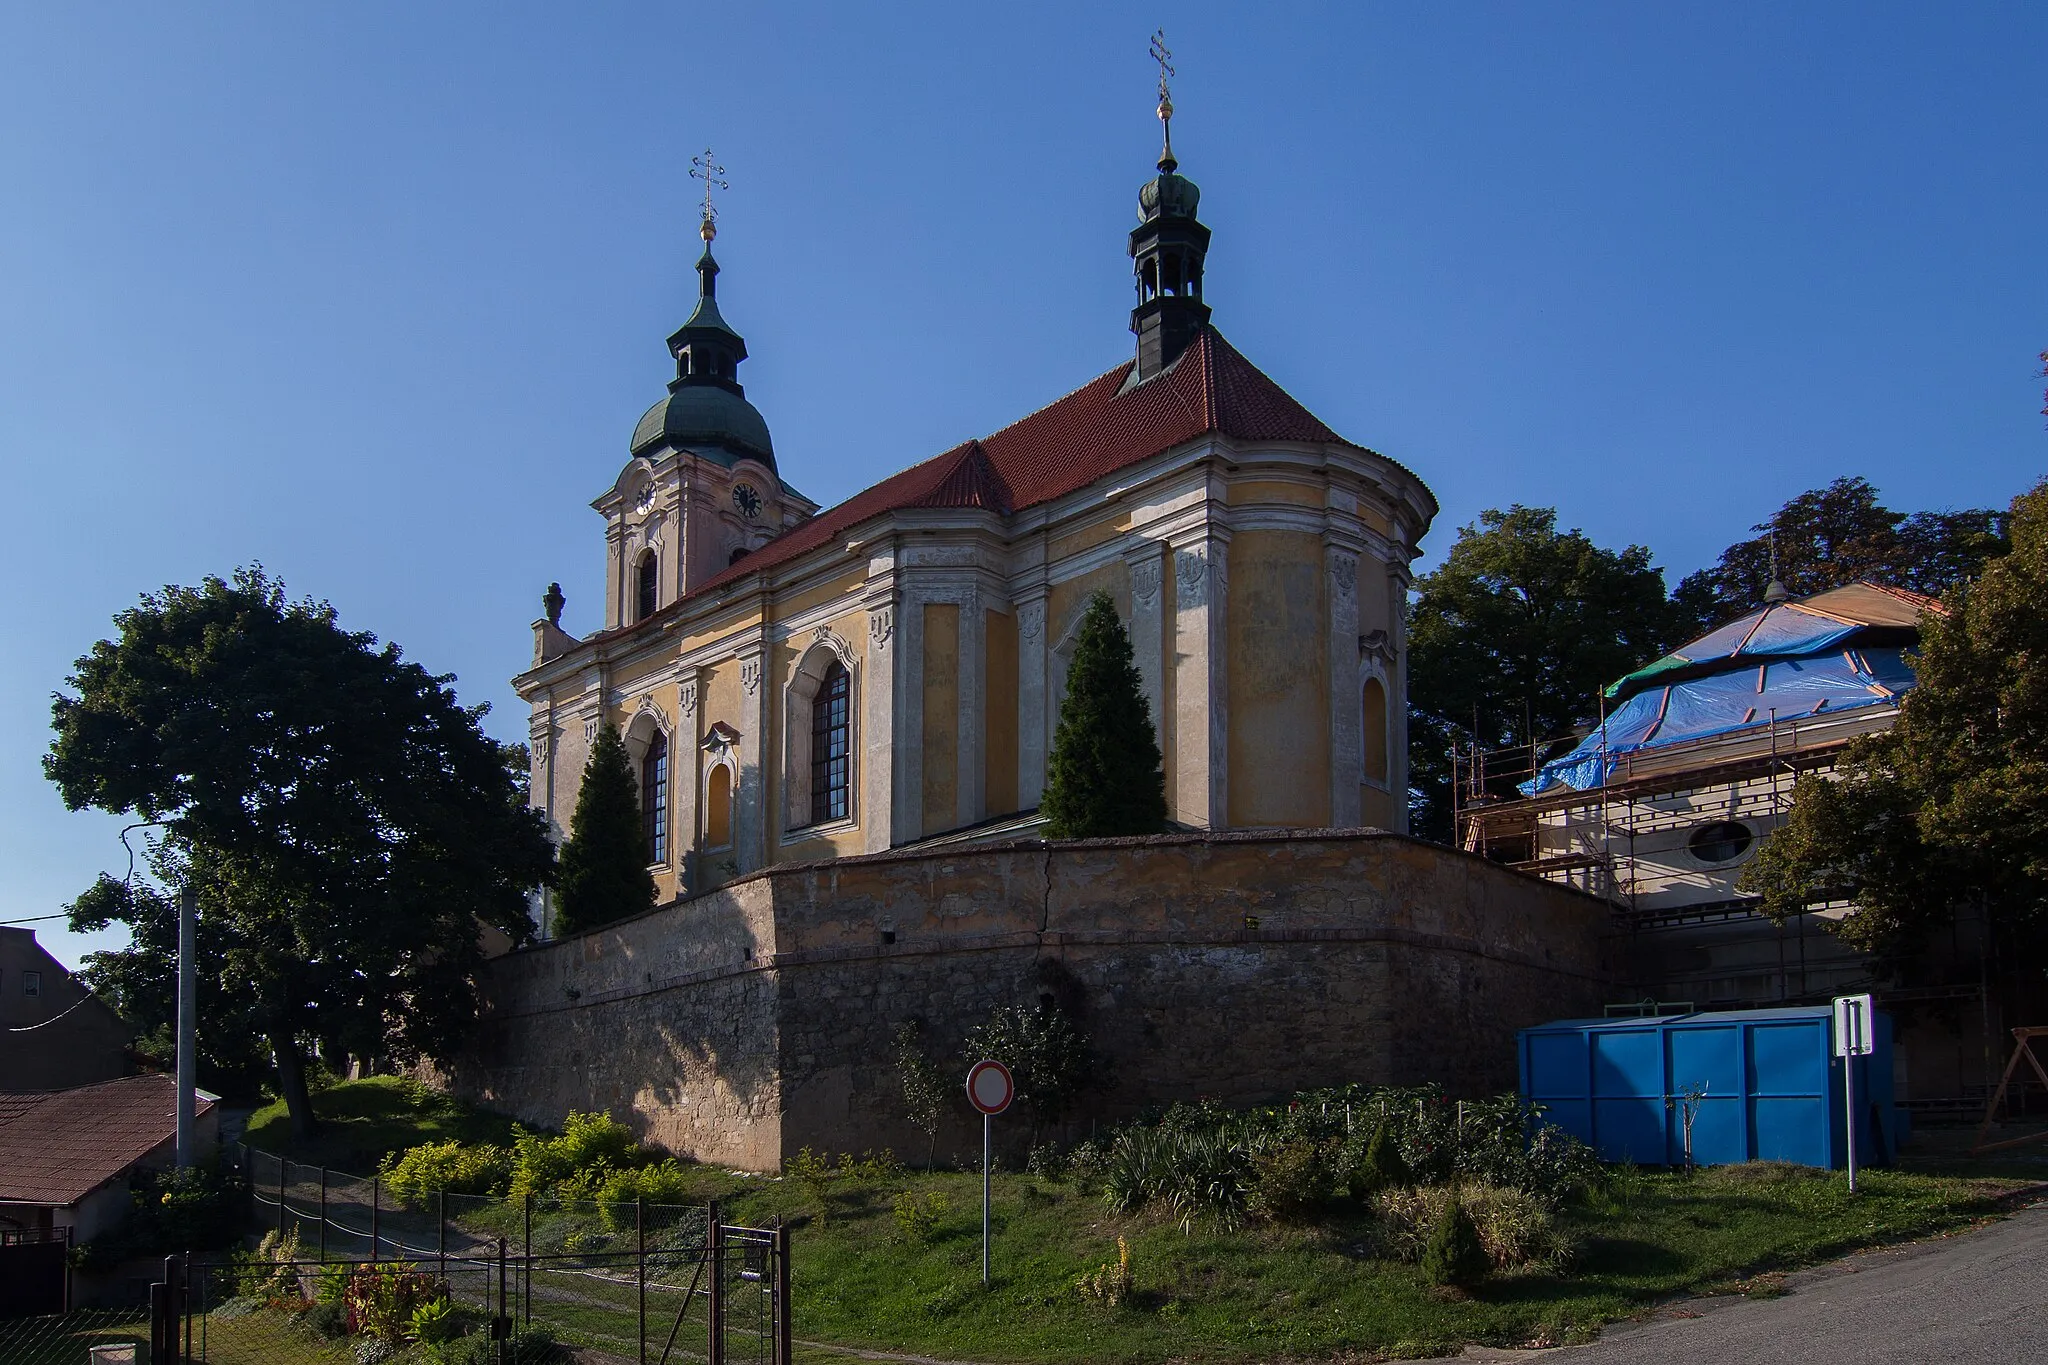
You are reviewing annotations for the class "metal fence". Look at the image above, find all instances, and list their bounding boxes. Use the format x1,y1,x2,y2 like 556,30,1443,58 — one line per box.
218,1143,790,1364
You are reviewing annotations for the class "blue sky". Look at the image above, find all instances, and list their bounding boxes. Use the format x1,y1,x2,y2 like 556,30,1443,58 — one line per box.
4,4,2042,969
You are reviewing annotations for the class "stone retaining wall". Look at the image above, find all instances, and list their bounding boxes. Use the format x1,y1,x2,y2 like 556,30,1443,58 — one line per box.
435,830,1614,1170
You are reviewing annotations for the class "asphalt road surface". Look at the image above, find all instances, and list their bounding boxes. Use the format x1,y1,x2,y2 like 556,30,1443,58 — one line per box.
1437,1199,2048,1365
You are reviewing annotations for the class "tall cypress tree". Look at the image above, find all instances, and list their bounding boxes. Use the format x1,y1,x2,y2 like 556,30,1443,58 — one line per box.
1041,590,1168,838
554,723,656,933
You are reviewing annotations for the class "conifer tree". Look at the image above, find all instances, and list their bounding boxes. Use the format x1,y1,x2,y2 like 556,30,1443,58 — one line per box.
1041,591,1167,838
554,723,655,934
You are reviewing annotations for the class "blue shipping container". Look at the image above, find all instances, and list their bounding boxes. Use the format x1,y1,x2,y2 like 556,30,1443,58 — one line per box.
1518,1006,1901,1169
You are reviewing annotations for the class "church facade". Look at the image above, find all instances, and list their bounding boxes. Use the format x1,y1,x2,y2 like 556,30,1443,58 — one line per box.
517,125,1437,918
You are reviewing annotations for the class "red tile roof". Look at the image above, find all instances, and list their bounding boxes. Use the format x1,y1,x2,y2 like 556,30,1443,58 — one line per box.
0,1074,215,1207
603,328,1372,640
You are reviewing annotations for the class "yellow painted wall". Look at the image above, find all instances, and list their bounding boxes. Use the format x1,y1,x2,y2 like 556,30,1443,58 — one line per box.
922,603,960,835
1047,562,1129,647
1225,480,1324,509
1160,551,1177,798
1048,514,1134,564
1225,530,1331,827
771,573,869,623
984,609,1019,816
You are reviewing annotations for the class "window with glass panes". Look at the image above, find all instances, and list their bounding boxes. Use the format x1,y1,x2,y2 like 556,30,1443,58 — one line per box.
641,731,668,863
810,662,851,823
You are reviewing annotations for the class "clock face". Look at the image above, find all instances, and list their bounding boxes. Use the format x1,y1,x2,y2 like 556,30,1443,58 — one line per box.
633,481,657,513
732,482,763,520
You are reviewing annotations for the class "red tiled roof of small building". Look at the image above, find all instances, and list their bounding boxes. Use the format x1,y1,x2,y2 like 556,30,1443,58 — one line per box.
0,1074,215,1207
602,327,1376,641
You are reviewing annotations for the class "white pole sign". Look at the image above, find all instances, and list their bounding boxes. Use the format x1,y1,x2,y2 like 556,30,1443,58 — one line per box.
966,1059,1014,1286
1833,993,1875,1192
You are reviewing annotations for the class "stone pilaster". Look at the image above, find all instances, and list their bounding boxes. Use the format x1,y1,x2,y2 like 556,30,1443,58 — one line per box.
1170,531,1229,828
955,586,985,827
1125,544,1168,756
862,595,897,852
603,521,625,630
1388,558,1413,835
675,672,702,884
1016,592,1049,808
1325,542,1363,828
892,585,926,842
734,638,769,872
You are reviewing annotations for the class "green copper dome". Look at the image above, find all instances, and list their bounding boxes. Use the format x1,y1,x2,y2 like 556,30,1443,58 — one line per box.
631,385,775,467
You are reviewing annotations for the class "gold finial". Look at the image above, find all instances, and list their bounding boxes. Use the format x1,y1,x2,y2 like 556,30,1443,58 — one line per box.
1149,28,1177,171
690,147,728,242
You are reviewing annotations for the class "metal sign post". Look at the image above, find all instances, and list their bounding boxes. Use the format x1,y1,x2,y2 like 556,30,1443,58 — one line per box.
965,1059,1014,1286
1834,993,1875,1192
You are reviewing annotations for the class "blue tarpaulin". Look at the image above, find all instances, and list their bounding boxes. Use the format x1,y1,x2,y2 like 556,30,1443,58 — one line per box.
1525,648,1914,793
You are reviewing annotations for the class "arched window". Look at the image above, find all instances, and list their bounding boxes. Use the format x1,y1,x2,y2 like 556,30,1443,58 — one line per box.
640,731,668,864
1361,678,1389,785
704,764,733,848
635,551,658,622
810,661,851,824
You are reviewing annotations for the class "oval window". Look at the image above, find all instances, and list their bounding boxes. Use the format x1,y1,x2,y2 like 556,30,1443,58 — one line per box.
1689,820,1754,865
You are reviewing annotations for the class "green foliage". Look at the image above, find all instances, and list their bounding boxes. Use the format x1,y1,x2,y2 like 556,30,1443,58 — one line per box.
553,722,656,934
1406,507,1689,838
893,1020,951,1168
1346,1122,1410,1199
343,1263,448,1341
1381,1183,1572,1275
74,1162,247,1272
409,1295,461,1345
1040,591,1167,838
1074,1236,1134,1309
891,1189,950,1245
510,1110,649,1199
786,1146,837,1219
596,1158,699,1228
47,567,555,1137
1421,1197,1489,1287
1252,1139,1335,1222
237,1227,306,1300
378,1140,512,1206
1673,476,2010,632
963,1001,1098,1130
1745,478,2048,974
241,1074,524,1172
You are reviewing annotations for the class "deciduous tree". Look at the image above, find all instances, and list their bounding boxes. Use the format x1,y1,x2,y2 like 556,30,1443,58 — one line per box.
1406,507,1688,840
1041,591,1167,838
1746,479,2048,973
552,723,656,934
1673,477,2008,630
46,568,554,1137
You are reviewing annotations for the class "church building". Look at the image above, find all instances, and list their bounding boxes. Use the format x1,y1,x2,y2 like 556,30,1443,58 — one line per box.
518,99,1438,918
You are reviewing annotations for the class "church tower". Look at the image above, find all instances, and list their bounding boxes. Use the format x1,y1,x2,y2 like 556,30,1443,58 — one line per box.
1129,36,1211,380
596,156,815,630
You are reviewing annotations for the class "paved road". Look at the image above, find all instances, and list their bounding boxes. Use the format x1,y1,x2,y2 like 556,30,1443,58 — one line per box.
1435,1199,2048,1365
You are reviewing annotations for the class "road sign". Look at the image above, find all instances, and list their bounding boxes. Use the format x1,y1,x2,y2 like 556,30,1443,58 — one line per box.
1833,993,1875,1193
1834,993,1875,1057
966,1059,1014,1286
966,1059,1014,1115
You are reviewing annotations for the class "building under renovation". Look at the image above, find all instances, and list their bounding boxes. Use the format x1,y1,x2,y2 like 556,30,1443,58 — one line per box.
1456,581,2001,1113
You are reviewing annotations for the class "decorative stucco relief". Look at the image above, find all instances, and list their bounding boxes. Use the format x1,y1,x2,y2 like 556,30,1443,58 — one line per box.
1019,600,1045,645
740,658,762,696
1130,555,1161,609
678,680,698,717
1328,553,1358,601
867,605,894,650
632,695,671,735
1174,547,1207,607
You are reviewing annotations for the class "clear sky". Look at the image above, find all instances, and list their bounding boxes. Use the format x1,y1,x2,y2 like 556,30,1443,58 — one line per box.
4,4,2042,970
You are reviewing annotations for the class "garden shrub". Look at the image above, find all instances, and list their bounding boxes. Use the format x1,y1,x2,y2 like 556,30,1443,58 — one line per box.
1344,1123,1410,1199
306,1300,346,1338
786,1147,836,1220
73,1164,245,1272
379,1141,513,1206
1421,1197,1488,1287
1252,1139,1335,1222
409,1295,461,1345
508,1111,647,1198
1376,1183,1572,1273
596,1158,699,1229
1075,1236,1134,1309
237,1228,305,1301
892,1190,949,1245
343,1263,447,1341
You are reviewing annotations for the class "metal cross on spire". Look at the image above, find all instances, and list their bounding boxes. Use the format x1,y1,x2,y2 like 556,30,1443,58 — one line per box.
1150,29,1177,170
690,147,728,242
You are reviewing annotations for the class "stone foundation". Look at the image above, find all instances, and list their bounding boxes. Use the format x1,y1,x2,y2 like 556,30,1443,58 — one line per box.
435,830,1614,1170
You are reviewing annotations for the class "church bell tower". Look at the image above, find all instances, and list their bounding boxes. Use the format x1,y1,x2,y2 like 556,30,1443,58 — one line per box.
1130,31,1211,381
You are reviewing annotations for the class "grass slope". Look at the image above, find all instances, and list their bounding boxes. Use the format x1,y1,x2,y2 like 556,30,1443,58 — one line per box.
240,1076,524,1172
241,1081,2038,1363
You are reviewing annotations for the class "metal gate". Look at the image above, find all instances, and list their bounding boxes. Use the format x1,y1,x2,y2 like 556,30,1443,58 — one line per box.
150,1219,791,1364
